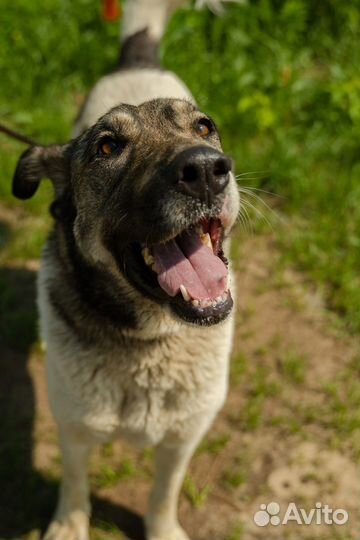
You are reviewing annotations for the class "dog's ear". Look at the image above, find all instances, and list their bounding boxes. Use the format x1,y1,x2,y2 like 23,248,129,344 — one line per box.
12,144,69,200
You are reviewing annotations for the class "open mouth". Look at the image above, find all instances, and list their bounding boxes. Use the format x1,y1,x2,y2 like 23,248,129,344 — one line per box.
138,218,233,325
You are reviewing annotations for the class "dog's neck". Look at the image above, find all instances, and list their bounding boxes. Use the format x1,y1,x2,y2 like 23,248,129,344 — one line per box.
46,196,184,346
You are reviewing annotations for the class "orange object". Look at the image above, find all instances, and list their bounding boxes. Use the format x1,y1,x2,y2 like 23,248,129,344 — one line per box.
102,0,121,21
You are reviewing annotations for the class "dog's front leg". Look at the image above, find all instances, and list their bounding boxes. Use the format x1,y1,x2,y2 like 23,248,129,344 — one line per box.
146,429,207,540
44,426,92,540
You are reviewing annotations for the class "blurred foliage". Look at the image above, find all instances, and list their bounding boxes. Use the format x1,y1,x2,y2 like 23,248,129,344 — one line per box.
0,0,359,330
164,0,360,331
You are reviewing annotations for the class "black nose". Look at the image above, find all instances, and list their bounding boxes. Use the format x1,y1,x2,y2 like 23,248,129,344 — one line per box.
173,146,232,205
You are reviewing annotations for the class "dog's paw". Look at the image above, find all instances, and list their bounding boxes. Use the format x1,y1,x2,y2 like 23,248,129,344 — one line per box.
43,510,89,540
147,524,190,540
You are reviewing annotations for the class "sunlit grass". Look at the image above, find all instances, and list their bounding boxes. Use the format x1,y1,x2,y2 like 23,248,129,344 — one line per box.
1,0,359,333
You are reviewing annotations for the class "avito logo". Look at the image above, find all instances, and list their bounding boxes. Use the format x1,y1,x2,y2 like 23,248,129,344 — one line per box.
254,502,348,527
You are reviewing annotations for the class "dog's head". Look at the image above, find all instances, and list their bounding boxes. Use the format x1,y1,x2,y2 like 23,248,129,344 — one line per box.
13,98,239,327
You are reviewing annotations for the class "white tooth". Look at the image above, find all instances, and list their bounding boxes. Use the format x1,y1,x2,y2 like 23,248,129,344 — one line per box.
216,295,222,303
142,247,154,266
180,284,191,302
200,233,212,250
192,299,200,307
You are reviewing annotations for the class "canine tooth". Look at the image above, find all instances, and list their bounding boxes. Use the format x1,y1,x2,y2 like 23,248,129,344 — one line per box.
142,247,154,266
200,233,212,250
180,284,191,302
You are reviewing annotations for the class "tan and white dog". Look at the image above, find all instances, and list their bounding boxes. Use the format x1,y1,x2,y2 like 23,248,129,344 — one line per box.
12,1,240,539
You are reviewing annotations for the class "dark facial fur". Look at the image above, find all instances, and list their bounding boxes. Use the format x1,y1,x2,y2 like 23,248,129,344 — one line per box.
13,99,236,338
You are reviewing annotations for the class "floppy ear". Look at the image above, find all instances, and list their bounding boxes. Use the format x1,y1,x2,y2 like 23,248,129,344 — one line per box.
12,144,68,200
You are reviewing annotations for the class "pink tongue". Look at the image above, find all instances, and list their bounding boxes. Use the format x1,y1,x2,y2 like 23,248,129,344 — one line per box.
152,230,228,301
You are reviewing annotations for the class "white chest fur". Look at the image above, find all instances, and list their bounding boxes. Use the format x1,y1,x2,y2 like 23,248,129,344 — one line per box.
41,286,234,447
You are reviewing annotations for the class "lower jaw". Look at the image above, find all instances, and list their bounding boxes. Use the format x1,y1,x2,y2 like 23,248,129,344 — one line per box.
170,291,233,326
116,232,233,326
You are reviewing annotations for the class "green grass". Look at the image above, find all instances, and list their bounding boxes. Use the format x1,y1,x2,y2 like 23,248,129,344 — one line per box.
279,350,307,385
229,358,283,431
92,521,127,540
183,474,211,508
222,454,248,490
164,1,360,332
91,458,139,489
0,0,359,334
224,522,245,540
197,434,230,456
230,351,247,385
323,376,360,437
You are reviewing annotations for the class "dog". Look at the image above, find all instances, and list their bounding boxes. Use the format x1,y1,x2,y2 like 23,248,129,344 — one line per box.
12,1,240,539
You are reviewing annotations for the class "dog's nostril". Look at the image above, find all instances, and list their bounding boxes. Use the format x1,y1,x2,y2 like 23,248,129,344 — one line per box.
181,164,200,183
213,157,231,177
210,157,231,195
174,148,232,203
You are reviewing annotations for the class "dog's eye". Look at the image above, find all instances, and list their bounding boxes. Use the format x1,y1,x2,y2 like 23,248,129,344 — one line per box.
195,118,213,138
98,138,122,156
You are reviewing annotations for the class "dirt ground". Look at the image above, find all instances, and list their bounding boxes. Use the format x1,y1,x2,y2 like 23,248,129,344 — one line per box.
1,232,359,540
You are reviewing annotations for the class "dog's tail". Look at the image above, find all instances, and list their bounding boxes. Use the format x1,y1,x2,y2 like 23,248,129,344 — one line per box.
119,0,231,69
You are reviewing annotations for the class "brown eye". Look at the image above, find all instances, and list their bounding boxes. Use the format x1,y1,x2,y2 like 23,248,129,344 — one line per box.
98,138,122,156
195,118,213,138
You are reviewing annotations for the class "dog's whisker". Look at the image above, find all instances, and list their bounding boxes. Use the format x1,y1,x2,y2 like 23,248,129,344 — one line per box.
242,204,254,235
239,185,285,199
240,197,275,231
239,184,284,200
237,204,253,236
239,188,280,223
236,212,247,234
236,170,268,176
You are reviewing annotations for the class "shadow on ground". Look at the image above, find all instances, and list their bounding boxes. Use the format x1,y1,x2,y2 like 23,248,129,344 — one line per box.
0,263,146,540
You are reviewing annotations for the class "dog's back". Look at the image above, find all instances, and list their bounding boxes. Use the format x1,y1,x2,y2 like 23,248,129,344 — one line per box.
73,0,195,136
